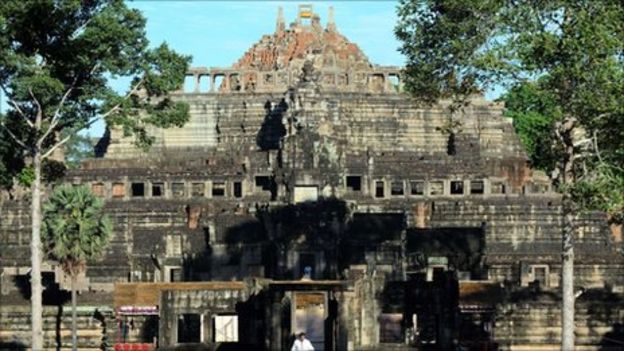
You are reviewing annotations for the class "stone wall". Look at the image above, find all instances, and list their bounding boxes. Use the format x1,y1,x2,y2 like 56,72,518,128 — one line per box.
0,305,114,350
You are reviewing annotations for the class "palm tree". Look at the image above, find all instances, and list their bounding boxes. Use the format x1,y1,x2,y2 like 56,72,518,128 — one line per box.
42,185,112,351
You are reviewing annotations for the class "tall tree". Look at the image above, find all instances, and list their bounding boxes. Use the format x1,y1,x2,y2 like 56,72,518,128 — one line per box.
0,1,190,348
63,133,95,169
42,185,112,351
396,1,624,349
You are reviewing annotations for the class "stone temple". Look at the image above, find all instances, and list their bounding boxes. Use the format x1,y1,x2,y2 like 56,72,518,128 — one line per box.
1,5,624,351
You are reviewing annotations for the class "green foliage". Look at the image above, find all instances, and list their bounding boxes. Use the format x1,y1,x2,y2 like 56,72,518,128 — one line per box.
16,166,34,187
42,159,67,183
64,133,95,169
11,161,66,188
0,0,191,160
568,165,624,224
500,82,561,171
42,184,112,275
396,0,624,219
0,114,28,190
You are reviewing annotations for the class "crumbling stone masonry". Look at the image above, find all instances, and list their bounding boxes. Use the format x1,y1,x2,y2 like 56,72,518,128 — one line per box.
1,5,624,351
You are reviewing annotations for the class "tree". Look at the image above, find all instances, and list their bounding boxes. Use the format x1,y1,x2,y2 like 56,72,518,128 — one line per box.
64,133,95,169
396,1,624,349
0,118,26,197
42,184,112,351
500,81,561,172
0,1,190,348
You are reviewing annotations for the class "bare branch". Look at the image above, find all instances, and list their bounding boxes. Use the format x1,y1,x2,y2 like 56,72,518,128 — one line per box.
71,17,94,40
593,131,603,164
0,83,34,128
28,88,43,118
99,77,144,120
42,134,70,159
51,61,101,128
0,121,29,150
82,116,102,131
41,115,102,160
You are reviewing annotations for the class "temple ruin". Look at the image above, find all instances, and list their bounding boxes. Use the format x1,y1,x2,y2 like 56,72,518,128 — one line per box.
1,5,624,351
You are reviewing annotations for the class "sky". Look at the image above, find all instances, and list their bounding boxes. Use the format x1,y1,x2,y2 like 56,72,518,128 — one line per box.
0,1,501,138
128,1,405,68
94,0,406,137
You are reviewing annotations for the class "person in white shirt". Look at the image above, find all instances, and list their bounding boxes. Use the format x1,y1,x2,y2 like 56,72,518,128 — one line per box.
291,332,314,351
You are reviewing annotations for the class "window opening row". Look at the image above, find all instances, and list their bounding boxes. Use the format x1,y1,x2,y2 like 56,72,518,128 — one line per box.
96,181,244,199
368,179,495,198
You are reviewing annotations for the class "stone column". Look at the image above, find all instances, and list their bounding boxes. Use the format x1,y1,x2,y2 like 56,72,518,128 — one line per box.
270,292,283,350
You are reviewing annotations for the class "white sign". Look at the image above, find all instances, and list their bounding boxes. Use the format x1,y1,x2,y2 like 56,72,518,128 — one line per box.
214,315,238,342
294,186,318,203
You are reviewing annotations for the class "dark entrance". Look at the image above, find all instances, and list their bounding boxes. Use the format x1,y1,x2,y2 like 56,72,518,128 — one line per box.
299,253,316,278
404,227,488,349
177,313,201,343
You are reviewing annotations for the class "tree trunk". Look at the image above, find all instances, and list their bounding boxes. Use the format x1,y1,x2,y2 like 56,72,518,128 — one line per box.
31,151,44,351
71,273,78,351
558,116,576,351
561,195,575,350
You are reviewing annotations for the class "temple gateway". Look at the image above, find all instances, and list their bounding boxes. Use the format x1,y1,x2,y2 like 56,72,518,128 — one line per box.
1,5,623,351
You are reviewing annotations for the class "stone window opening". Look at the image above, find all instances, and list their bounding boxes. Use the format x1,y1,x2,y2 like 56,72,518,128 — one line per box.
337,73,348,86
191,182,205,197
213,74,225,91
370,73,385,92
375,180,385,198
391,181,404,196
199,74,211,92
164,265,183,283
410,181,424,196
388,74,400,92
429,181,444,196
450,180,464,195
112,182,125,198
91,182,104,197
491,181,507,194
447,133,457,156
177,313,201,343
255,176,271,191
255,175,277,201
531,265,549,288
212,181,226,197
131,182,145,197
152,182,164,197
470,180,484,194
183,75,196,93
233,181,243,198
172,182,186,198
229,74,240,91
346,176,362,191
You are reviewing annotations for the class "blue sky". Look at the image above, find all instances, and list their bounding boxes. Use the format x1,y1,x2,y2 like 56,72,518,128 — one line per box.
89,1,405,137
1,1,501,138
128,1,405,68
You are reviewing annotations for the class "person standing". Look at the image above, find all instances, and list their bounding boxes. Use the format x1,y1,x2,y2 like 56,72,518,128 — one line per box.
291,332,315,351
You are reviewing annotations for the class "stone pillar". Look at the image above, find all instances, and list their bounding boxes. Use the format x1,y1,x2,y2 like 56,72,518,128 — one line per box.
384,73,389,93
276,7,285,33
327,6,336,32
270,292,283,350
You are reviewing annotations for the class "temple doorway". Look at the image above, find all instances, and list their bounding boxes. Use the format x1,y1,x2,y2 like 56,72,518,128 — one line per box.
293,292,326,350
